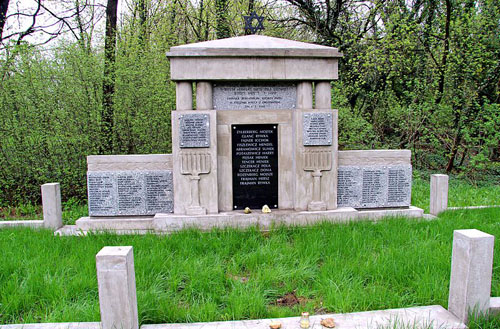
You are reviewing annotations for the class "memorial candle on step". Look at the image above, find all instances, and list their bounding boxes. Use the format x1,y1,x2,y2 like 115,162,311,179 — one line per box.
300,312,310,328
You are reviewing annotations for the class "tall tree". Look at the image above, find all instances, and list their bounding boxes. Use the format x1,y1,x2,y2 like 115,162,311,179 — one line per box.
101,0,118,153
215,0,230,39
0,0,9,40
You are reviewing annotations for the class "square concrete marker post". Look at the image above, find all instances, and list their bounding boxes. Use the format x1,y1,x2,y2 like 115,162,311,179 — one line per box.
448,229,494,323
96,246,139,329
430,174,448,215
41,183,62,229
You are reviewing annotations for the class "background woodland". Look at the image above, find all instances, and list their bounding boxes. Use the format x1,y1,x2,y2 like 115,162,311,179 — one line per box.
0,0,499,205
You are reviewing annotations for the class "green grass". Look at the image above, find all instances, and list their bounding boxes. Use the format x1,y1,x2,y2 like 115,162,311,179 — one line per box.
411,171,500,213
1,207,500,326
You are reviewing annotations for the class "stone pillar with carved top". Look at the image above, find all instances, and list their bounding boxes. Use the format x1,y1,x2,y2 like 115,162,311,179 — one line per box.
172,108,218,215
294,80,337,211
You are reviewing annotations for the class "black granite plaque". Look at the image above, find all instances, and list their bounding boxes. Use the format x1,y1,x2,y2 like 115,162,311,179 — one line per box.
232,124,278,210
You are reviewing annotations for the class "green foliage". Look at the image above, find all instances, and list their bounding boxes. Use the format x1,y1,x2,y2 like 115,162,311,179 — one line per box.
0,0,499,206
1,208,500,324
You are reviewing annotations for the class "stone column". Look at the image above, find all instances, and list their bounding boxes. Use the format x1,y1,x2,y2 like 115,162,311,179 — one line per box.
448,229,494,323
41,183,62,229
315,82,331,109
96,246,139,329
430,174,448,215
297,82,313,109
196,82,213,110
176,82,193,111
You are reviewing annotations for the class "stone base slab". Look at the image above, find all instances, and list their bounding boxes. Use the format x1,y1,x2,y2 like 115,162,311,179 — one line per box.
142,305,465,329
0,322,101,329
0,305,465,329
0,220,44,229
67,207,423,235
75,216,154,231
490,297,500,315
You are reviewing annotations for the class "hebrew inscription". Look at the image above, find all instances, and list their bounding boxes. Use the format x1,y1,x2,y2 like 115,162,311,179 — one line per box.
337,165,412,208
87,171,173,216
213,83,296,110
179,113,210,148
303,112,333,146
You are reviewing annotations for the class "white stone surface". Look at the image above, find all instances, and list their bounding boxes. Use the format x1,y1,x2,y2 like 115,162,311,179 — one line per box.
41,183,63,229
96,246,138,329
448,229,494,323
76,216,154,231
448,205,500,210
489,297,500,315
296,82,313,109
176,82,193,111
167,35,342,58
196,82,212,110
314,81,331,109
87,154,173,171
172,111,218,214
0,323,101,329
153,207,425,232
0,220,44,228
356,206,423,219
338,150,411,166
141,305,465,329
430,174,448,215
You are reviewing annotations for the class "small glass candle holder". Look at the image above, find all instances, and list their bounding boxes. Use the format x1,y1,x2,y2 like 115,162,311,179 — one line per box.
300,312,310,328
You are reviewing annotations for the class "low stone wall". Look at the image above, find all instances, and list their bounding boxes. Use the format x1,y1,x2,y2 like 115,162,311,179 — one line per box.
86,154,174,216
337,150,412,208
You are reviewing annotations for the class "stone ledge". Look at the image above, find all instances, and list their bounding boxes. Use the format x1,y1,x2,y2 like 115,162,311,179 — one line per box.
75,216,154,231
153,207,423,232
489,297,500,315
142,305,465,329
0,322,101,329
67,207,424,235
0,220,44,229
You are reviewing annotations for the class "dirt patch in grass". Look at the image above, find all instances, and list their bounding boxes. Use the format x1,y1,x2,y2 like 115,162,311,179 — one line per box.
274,291,308,307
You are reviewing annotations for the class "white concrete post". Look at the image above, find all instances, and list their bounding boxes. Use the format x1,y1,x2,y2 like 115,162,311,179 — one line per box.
41,183,62,229
297,82,313,109
448,229,494,323
96,246,139,329
430,174,448,215
176,81,193,111
196,81,213,110
314,81,331,109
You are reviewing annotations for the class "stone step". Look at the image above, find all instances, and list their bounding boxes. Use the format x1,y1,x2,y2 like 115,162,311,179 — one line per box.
75,216,154,231
142,305,466,329
0,220,44,229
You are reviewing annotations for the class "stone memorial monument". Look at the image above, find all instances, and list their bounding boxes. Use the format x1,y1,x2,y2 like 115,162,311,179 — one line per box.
77,35,422,233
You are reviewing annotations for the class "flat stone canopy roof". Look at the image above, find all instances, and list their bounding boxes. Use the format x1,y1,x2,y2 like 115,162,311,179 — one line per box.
166,35,343,58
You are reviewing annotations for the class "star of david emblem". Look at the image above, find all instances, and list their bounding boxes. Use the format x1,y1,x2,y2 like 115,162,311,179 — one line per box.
244,11,265,34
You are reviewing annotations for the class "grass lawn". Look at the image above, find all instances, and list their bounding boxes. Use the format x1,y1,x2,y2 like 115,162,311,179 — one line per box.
1,208,500,327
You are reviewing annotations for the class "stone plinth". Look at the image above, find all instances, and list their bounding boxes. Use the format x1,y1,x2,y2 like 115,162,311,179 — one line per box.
96,246,138,329
41,183,63,229
430,174,448,215
448,229,494,323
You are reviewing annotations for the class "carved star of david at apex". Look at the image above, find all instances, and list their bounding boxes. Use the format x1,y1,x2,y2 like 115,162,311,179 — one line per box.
244,11,265,34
